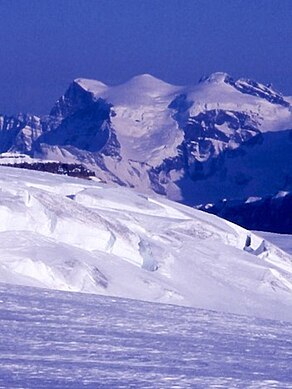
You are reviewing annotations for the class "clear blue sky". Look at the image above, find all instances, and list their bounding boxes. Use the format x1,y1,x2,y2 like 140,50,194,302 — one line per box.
0,0,291,115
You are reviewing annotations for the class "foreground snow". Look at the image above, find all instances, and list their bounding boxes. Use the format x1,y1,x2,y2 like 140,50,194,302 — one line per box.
0,166,291,321
0,283,291,388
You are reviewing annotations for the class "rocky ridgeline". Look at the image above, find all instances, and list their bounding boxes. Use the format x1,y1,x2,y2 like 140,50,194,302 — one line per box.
3,161,95,179
0,153,95,179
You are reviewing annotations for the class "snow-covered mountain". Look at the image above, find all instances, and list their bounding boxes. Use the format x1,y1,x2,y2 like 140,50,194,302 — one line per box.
0,72,291,209
0,166,291,321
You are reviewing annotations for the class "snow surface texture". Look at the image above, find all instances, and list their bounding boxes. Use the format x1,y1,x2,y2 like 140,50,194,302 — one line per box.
0,72,291,208
0,166,291,322
0,283,291,388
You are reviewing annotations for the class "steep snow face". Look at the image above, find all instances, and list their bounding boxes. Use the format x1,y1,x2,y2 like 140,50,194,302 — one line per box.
0,167,291,321
77,74,183,164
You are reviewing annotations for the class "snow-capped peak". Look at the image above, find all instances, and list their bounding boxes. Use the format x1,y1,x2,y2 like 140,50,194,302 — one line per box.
73,74,179,99
124,73,177,90
199,72,233,84
74,78,108,95
106,74,182,102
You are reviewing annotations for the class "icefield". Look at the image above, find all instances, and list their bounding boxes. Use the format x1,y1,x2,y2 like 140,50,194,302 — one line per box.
0,166,291,321
0,283,291,388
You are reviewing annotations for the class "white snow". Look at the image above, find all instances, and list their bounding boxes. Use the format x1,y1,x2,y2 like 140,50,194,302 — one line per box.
0,166,291,321
97,74,183,165
0,152,38,164
74,78,108,95
274,190,290,198
0,152,59,165
245,196,262,203
0,283,291,388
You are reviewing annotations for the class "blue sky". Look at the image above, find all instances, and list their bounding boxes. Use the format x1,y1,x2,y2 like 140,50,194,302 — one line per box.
0,0,291,115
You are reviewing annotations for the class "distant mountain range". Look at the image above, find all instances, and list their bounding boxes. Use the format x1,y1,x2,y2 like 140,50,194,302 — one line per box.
198,191,292,234
1,72,292,231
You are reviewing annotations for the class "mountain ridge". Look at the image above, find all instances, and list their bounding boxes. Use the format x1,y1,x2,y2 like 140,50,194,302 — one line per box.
0,72,291,226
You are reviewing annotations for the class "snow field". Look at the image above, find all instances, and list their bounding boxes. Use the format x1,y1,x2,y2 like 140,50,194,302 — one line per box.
0,283,291,388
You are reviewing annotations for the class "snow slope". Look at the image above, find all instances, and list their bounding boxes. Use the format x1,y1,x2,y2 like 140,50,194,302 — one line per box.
0,166,291,321
91,74,183,165
0,283,291,388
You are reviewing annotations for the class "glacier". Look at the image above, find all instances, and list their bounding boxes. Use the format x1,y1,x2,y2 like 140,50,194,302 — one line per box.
0,166,291,322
